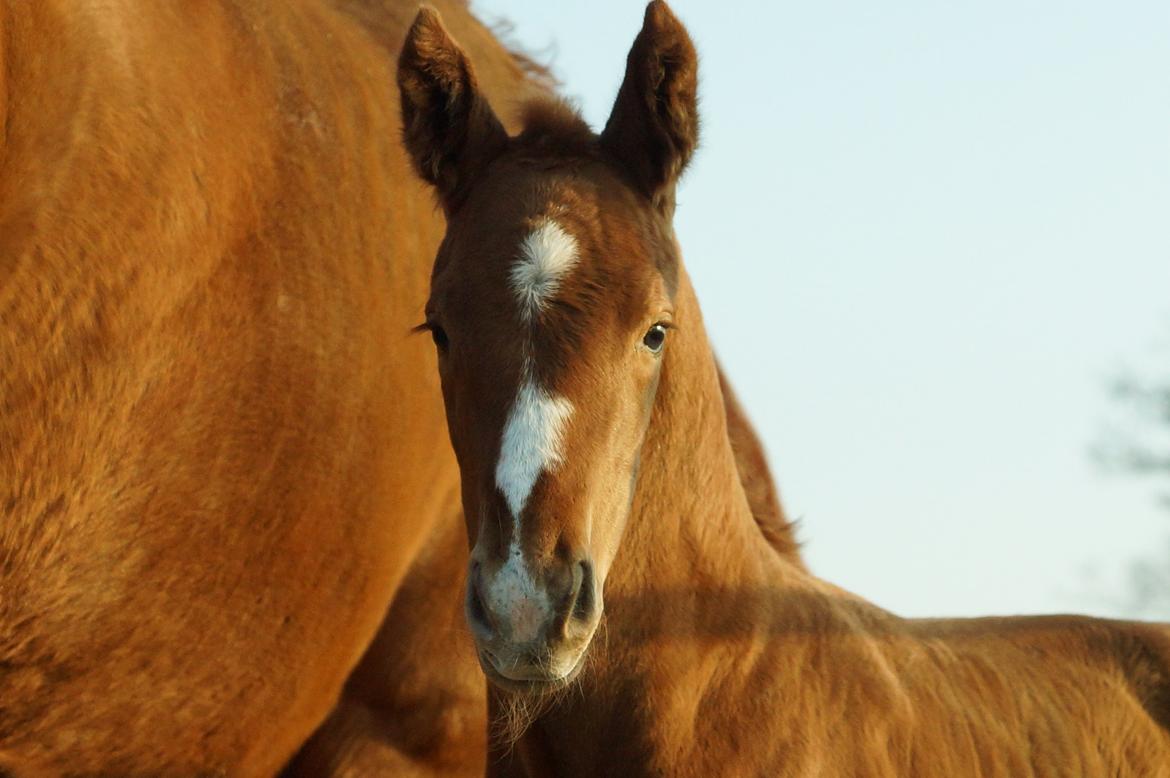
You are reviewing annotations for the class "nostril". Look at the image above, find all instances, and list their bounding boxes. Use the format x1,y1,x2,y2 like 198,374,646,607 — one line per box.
467,563,494,636
571,559,595,622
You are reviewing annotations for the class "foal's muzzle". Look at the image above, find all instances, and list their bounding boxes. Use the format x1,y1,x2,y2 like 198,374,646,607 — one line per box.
466,553,599,691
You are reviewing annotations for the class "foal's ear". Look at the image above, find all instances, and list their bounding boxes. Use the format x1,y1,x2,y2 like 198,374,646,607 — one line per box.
397,6,507,213
600,1,699,210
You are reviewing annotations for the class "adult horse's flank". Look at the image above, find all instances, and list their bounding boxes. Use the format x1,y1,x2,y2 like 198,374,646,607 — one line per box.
0,1,547,773
400,3,1170,775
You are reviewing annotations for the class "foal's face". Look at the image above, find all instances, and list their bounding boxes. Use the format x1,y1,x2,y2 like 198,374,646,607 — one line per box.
399,1,698,692
426,162,677,688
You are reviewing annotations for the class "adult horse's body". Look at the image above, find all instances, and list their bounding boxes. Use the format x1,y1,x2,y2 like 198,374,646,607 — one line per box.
399,3,1170,776
0,1,546,773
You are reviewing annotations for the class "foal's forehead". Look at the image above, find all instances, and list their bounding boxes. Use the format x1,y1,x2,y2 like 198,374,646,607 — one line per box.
442,159,666,295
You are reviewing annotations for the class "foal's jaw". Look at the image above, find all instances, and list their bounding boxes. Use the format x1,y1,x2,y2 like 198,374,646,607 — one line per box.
398,0,699,694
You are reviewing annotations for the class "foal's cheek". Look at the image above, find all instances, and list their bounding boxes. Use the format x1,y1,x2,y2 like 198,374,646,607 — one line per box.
591,451,641,577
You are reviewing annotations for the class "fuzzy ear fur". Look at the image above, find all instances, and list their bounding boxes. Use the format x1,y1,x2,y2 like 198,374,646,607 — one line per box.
397,6,507,214
600,1,699,210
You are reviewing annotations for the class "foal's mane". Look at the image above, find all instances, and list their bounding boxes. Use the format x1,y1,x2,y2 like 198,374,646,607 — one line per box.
511,98,602,160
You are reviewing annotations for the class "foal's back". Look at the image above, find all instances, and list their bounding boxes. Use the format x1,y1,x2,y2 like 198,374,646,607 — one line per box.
892,613,1170,774
695,590,1170,776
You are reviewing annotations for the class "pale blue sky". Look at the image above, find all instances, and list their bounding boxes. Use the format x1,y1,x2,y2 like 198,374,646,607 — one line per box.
471,1,1170,617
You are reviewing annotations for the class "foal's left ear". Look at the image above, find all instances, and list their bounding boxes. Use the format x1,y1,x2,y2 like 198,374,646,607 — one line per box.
397,6,508,214
600,1,699,211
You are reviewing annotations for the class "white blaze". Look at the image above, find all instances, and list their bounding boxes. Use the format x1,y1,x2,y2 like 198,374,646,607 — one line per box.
494,220,580,519
487,220,579,636
495,378,574,519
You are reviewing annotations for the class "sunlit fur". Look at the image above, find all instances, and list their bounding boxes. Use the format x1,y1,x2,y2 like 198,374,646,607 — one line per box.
402,2,1170,776
0,1,799,774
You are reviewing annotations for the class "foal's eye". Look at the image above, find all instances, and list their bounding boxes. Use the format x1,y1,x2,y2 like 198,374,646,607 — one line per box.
642,324,668,354
430,325,449,352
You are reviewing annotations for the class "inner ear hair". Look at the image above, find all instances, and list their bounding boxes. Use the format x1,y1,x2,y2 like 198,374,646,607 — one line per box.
397,6,508,214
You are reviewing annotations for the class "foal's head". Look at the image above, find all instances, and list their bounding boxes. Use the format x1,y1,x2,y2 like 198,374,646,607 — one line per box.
399,1,698,692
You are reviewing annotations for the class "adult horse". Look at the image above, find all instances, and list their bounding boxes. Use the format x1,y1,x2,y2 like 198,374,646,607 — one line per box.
398,3,1170,775
0,1,550,773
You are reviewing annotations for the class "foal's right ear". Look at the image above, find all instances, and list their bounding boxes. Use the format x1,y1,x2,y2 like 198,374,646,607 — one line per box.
397,7,507,214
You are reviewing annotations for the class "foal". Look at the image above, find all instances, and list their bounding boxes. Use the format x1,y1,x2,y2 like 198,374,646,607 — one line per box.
399,3,1170,775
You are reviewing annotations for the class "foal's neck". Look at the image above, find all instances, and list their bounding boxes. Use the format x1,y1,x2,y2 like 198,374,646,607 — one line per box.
608,270,800,601
499,269,869,777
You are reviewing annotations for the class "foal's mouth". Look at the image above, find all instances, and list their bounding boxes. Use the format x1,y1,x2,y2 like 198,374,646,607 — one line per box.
477,646,588,695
